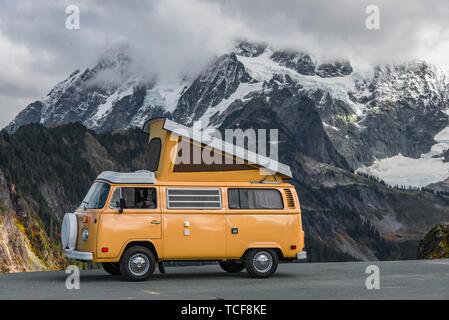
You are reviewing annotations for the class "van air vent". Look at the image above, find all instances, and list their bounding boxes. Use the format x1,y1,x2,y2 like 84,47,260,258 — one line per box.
284,189,295,208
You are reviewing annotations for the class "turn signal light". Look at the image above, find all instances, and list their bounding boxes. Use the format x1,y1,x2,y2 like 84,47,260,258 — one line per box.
101,247,109,253
290,245,297,250
82,216,89,224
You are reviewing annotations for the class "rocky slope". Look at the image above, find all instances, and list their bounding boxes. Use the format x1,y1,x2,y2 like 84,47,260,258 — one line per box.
417,224,449,259
0,123,152,272
0,168,63,273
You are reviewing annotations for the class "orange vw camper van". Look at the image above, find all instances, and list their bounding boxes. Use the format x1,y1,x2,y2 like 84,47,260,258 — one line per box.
61,118,306,281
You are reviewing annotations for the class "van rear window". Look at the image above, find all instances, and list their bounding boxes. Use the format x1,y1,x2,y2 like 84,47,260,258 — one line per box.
228,189,284,210
167,188,221,209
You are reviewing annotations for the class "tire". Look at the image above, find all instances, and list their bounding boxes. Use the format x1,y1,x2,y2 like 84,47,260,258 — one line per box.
244,249,278,278
219,261,245,273
119,246,156,281
102,262,121,275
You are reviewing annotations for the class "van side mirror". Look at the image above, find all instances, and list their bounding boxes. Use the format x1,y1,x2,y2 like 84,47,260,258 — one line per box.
118,198,126,213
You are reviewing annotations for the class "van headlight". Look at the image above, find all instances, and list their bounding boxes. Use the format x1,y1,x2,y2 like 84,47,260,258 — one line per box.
81,228,89,241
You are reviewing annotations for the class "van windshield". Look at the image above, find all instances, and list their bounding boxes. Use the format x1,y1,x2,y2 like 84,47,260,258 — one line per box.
81,182,110,209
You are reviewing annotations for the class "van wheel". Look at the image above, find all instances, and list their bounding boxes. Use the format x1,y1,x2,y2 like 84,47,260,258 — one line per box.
219,261,245,273
244,249,278,278
119,246,156,281
102,262,121,275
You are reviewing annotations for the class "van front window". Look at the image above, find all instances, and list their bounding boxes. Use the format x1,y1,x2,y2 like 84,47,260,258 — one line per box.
81,182,110,209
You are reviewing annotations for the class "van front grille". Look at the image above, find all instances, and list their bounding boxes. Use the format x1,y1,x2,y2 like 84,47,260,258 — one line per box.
284,189,295,208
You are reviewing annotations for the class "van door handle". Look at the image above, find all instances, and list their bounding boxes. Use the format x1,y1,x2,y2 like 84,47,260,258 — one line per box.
150,220,161,225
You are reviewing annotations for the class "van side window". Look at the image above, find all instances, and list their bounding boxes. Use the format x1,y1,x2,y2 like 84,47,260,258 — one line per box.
167,188,221,209
148,138,162,171
228,189,284,209
110,187,157,209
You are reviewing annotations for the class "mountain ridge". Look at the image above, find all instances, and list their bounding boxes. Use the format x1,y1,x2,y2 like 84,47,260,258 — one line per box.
8,43,449,176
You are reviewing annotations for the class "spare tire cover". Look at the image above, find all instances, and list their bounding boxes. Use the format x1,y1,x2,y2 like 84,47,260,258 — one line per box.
61,213,78,250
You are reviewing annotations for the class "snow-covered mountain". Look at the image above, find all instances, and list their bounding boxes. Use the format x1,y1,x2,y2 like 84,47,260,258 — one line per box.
7,46,184,134
7,41,449,189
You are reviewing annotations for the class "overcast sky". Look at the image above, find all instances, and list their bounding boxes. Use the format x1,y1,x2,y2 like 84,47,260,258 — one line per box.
1,0,449,128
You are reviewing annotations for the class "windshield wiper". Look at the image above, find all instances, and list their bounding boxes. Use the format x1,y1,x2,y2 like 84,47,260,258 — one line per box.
81,200,88,210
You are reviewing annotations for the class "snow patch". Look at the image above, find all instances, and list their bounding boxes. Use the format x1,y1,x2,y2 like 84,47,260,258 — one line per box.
322,121,340,132
87,83,135,127
127,81,187,128
143,82,185,113
198,82,263,128
357,124,449,187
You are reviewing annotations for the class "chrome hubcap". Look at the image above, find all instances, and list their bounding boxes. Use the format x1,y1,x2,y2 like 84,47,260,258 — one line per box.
128,253,150,276
253,251,273,273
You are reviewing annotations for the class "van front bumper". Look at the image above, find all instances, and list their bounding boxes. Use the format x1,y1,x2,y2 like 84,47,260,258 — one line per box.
296,251,307,260
64,249,93,261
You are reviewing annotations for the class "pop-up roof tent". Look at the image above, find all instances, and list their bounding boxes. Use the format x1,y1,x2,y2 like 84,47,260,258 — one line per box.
141,118,292,183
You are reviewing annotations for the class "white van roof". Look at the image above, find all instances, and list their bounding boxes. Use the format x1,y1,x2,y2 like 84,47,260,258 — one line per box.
96,170,156,184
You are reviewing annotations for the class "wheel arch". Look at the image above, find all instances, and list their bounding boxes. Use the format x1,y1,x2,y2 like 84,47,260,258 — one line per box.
120,240,159,261
242,245,284,261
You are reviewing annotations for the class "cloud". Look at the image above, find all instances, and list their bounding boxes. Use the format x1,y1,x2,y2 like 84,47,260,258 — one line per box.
1,0,449,128
217,0,449,67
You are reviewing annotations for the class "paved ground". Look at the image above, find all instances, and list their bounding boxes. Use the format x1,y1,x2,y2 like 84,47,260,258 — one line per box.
1,259,449,299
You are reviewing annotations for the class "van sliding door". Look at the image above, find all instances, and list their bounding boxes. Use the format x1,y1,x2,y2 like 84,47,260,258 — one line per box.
162,187,226,259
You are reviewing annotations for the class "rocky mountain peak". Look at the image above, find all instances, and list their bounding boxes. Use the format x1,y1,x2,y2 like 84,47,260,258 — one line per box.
173,52,251,125
372,61,449,107
234,40,267,57
270,49,353,78
271,51,317,76
316,60,353,78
